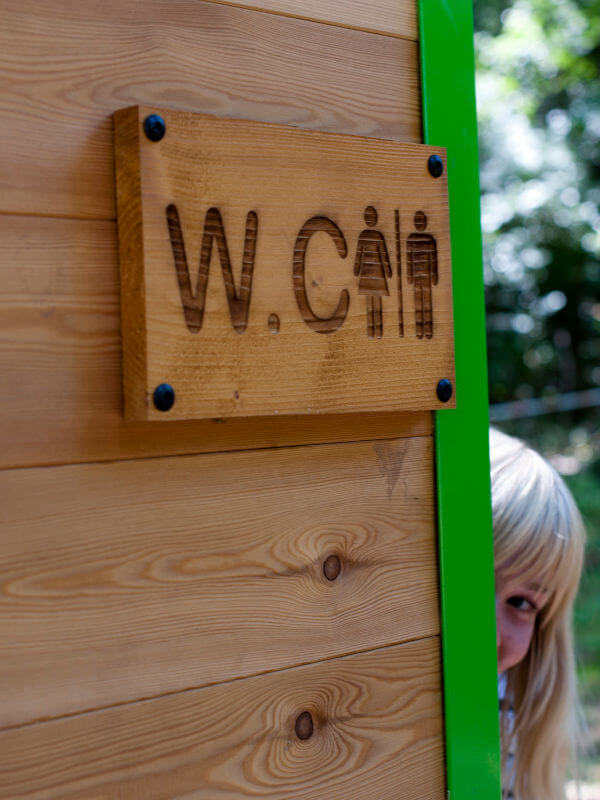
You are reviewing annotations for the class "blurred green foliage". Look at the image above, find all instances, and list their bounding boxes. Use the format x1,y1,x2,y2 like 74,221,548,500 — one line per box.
474,0,600,766
475,0,600,408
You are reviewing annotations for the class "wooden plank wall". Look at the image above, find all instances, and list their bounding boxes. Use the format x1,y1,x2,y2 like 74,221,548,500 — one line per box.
0,1,446,797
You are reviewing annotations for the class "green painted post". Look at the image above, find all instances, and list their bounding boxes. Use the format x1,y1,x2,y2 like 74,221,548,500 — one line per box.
418,1,502,797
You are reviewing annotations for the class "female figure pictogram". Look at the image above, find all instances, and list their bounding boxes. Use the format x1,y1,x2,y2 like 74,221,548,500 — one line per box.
353,206,392,339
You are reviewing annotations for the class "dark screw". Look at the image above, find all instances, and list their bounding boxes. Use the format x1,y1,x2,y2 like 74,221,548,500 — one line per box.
428,154,444,178
153,383,175,411
143,114,166,142
436,379,453,403
323,554,341,581
295,711,314,740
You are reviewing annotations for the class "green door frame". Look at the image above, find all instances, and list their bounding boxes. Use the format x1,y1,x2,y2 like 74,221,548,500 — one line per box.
418,1,502,797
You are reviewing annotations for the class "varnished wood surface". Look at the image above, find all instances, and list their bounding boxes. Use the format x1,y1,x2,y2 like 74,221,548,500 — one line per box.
0,638,444,800
0,436,439,728
0,215,432,469
0,0,421,220
200,0,418,40
0,1,445,796
115,107,454,420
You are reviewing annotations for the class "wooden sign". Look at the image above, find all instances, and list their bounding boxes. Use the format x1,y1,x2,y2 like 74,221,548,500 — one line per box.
114,106,455,420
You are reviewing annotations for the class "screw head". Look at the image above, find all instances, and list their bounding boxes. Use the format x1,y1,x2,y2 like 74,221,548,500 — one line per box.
436,379,453,403
428,154,444,178
295,711,314,740
153,383,175,411
143,114,166,142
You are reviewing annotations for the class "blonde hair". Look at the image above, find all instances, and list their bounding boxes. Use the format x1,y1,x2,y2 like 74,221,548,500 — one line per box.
490,427,585,800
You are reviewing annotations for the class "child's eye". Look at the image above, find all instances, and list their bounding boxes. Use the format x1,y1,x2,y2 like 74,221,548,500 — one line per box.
507,595,537,612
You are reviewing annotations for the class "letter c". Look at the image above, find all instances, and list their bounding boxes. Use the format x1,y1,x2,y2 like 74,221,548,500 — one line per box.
293,216,349,333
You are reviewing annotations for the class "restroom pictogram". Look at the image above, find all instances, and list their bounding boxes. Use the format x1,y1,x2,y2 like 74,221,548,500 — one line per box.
407,211,438,340
353,206,392,340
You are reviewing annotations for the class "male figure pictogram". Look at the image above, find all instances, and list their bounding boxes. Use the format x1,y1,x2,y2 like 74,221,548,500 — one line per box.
406,210,438,339
353,206,392,339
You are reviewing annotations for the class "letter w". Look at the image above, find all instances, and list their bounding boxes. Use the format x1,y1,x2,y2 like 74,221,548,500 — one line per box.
166,204,258,334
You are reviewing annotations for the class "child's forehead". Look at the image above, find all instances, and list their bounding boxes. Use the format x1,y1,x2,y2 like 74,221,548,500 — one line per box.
496,552,559,592
495,571,550,596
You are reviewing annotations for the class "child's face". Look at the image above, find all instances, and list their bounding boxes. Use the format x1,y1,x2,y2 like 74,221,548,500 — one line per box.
495,574,549,673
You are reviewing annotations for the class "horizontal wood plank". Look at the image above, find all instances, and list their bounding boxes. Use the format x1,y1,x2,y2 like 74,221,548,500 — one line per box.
0,215,431,468
0,638,444,800
0,436,438,728
200,0,418,40
0,0,421,219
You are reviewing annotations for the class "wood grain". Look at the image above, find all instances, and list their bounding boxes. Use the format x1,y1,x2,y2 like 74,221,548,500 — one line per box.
0,639,443,800
0,436,439,728
0,214,432,469
200,0,419,40
0,0,421,220
115,107,454,420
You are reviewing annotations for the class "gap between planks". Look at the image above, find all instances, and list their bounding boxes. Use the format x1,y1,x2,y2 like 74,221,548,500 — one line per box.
0,633,440,734
0,430,433,474
0,209,115,223
191,0,420,41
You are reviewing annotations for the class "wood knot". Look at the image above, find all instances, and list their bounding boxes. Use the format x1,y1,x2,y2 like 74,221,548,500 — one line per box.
323,554,341,581
295,711,314,740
